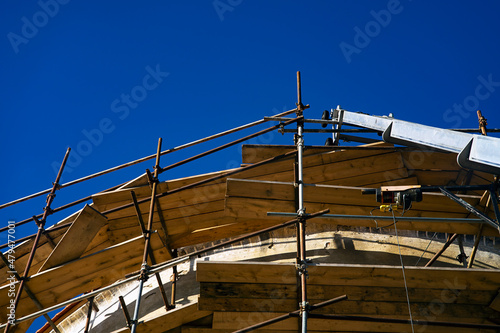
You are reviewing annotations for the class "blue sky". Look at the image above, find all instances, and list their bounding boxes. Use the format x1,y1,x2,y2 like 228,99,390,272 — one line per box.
2,1,500,331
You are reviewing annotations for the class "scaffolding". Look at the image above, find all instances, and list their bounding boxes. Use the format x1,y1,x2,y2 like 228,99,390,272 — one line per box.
1,72,500,333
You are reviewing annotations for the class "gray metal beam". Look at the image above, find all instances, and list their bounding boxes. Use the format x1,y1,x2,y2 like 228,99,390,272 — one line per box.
332,109,500,175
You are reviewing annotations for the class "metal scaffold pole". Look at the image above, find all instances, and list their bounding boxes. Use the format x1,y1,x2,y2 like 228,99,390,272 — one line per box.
130,138,163,333
4,148,70,333
295,71,308,333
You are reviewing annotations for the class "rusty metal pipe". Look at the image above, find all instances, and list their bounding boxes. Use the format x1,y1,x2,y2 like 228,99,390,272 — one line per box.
0,183,122,234
126,208,330,279
232,294,347,333
424,233,459,267
101,128,301,217
4,148,70,333
0,253,61,333
159,117,301,174
131,138,163,333
84,297,94,333
118,296,132,328
130,189,172,311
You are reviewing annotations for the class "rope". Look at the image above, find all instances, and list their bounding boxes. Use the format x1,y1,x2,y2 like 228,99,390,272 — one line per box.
390,207,415,333
415,232,437,266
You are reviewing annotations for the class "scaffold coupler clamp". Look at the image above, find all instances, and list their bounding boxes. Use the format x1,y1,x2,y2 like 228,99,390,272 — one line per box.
146,169,159,187
139,263,150,282
295,102,304,117
296,262,308,278
278,121,285,135
33,215,44,229
299,301,310,315
45,192,56,204
297,208,306,218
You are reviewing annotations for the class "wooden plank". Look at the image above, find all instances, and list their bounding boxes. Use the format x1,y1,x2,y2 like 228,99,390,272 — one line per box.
242,144,395,164
198,297,499,319
169,217,283,248
200,282,496,305
98,150,401,215
196,261,500,291
240,151,406,185
38,205,107,272
81,224,111,256
242,145,337,164
108,210,231,247
236,150,401,183
224,196,493,236
110,303,212,333
211,312,491,332
0,234,171,324
92,170,229,212
101,183,227,221
401,151,459,171
225,179,481,215
411,170,460,186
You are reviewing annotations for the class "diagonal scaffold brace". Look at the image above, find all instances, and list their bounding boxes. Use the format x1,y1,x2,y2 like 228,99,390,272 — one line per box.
4,147,71,333
130,138,163,333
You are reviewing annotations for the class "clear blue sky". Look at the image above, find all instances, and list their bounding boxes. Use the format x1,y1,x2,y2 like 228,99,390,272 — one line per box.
2,1,500,331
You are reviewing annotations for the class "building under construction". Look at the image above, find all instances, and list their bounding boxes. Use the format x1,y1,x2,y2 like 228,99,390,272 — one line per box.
1,73,500,333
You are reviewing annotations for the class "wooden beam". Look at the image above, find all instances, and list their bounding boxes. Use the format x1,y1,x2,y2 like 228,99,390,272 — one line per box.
111,303,212,333
211,311,489,332
200,282,496,305
197,261,500,291
225,179,479,214
92,170,229,212
38,205,107,272
224,194,495,236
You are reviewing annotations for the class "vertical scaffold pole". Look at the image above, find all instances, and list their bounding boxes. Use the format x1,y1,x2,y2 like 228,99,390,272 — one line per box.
130,138,162,333
295,71,308,333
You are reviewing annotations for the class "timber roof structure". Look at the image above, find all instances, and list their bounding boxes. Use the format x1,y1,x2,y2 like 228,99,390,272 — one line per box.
1,73,500,333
